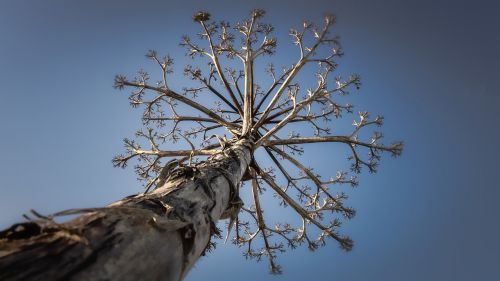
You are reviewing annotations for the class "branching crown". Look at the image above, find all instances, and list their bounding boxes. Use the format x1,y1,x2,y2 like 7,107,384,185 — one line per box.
113,9,403,274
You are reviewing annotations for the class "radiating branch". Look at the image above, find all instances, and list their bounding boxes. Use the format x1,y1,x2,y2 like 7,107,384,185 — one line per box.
183,65,241,113
144,116,218,123
115,78,238,132
261,75,359,125
259,171,353,251
255,74,329,147
198,18,244,116
268,145,355,219
250,168,282,274
263,136,403,156
252,15,336,131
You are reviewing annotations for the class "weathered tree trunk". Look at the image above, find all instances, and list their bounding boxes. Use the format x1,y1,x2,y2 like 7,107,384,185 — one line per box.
0,140,252,281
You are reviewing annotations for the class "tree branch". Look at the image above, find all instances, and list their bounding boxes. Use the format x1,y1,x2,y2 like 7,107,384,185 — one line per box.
115,79,238,132
255,76,328,147
252,16,334,131
259,171,353,251
268,145,355,219
250,168,282,274
199,21,244,116
263,136,403,156
183,65,241,113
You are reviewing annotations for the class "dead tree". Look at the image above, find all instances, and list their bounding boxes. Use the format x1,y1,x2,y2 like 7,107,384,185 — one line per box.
0,10,402,280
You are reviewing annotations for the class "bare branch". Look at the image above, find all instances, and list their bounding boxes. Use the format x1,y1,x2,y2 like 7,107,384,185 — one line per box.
113,148,217,166
198,18,244,115
227,68,245,103
261,74,359,125
183,65,241,113
263,136,403,157
250,168,282,274
115,78,238,132
259,171,353,251
253,66,293,116
264,147,314,201
268,145,355,219
255,74,329,147
252,16,335,131
144,116,218,123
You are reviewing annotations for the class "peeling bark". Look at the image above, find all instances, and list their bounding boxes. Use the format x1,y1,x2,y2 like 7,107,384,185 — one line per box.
0,140,252,281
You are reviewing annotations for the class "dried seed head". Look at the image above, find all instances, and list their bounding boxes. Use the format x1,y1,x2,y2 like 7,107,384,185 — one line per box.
193,11,210,22
324,14,336,25
251,9,265,18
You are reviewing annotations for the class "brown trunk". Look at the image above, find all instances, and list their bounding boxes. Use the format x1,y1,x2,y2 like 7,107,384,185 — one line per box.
0,140,252,281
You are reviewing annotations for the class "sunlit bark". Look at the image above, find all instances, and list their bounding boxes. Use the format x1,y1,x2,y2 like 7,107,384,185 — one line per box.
0,141,251,281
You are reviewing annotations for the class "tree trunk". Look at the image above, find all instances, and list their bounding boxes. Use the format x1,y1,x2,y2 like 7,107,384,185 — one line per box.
0,140,252,281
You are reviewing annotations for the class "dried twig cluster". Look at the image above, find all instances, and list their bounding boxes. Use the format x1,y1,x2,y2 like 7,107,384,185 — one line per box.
113,10,402,273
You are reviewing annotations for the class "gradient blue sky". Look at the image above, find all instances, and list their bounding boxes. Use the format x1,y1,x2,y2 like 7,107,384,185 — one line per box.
0,0,499,280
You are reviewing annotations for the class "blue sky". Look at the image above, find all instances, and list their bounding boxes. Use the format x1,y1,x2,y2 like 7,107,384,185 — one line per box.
0,0,499,280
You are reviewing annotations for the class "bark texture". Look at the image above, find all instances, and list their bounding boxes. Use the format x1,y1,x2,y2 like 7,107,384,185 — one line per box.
0,140,252,281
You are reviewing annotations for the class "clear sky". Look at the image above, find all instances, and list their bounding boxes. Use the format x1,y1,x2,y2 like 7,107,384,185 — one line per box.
0,0,499,280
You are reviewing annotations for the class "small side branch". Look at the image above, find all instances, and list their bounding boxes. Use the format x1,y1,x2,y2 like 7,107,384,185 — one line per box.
263,136,403,156
255,77,328,147
198,20,244,115
115,78,237,131
112,148,218,168
250,169,282,274
268,145,355,219
183,65,241,114
259,171,353,251
252,16,335,131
